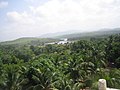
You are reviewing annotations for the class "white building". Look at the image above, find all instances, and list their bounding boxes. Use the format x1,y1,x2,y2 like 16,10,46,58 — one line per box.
57,38,68,44
45,38,72,45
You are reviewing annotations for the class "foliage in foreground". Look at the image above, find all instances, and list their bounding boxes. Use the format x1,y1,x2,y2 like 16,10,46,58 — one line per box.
0,34,120,90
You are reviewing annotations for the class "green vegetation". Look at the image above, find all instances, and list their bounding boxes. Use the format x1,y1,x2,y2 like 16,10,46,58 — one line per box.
0,33,120,90
57,28,120,41
0,38,58,46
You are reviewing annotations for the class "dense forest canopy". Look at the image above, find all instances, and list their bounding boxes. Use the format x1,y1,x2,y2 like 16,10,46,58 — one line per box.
0,34,120,90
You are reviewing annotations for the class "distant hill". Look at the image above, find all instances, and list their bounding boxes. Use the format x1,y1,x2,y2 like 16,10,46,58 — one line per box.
56,28,120,40
0,37,58,46
39,30,80,38
1,28,120,45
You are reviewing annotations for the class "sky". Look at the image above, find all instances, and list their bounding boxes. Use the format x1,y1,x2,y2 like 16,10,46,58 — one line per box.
0,0,120,41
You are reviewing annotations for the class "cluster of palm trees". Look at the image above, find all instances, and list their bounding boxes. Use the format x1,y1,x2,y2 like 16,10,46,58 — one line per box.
0,34,120,90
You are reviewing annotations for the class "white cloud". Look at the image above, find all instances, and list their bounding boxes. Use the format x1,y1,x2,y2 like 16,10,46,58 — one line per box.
7,11,35,25
25,0,38,3
4,0,120,40
0,1,8,9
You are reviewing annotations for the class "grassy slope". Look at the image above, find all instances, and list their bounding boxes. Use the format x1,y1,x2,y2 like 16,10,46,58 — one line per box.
0,37,58,45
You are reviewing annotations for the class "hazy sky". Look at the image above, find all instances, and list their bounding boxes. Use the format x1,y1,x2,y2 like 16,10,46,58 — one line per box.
0,0,120,41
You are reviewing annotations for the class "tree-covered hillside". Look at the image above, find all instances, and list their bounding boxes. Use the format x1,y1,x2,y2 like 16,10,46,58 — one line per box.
56,28,120,41
0,38,58,46
0,34,120,90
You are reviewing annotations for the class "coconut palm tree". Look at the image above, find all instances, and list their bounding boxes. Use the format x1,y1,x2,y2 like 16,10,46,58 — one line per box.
1,64,28,90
